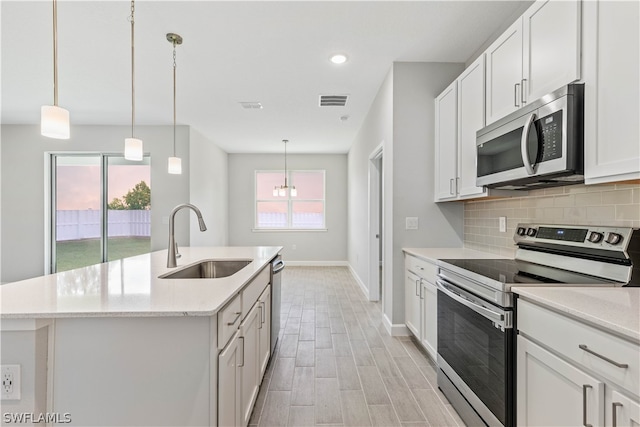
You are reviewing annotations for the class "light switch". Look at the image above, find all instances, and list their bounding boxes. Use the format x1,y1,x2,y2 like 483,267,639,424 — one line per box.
499,216,507,233
406,217,419,230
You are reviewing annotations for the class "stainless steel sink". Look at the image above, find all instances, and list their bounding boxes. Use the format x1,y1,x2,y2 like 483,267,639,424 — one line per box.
159,260,252,279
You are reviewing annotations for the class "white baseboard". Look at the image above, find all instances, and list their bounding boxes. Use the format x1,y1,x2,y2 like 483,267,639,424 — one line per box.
347,264,369,300
382,313,410,337
284,260,349,267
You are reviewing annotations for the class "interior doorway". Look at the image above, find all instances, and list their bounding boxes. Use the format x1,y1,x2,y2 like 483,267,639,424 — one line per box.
368,144,383,302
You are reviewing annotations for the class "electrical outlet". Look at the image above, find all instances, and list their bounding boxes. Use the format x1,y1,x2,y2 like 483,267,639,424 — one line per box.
405,217,419,230
499,216,507,233
1,365,21,400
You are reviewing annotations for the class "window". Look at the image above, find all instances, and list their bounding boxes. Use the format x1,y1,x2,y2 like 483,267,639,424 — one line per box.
255,170,325,230
49,154,151,273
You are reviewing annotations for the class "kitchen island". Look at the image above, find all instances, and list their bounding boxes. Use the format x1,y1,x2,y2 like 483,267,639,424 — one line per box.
0,246,281,427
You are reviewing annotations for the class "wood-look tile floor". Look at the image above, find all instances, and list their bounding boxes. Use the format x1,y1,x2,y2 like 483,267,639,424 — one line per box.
249,266,465,427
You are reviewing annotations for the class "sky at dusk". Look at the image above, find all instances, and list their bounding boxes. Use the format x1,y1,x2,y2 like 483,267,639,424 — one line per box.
56,165,151,210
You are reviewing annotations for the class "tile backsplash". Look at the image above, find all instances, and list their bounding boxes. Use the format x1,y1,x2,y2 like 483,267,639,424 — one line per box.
463,182,640,257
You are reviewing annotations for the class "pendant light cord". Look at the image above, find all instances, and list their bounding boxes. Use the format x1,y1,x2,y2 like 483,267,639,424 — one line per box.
130,0,136,138
284,139,288,188
173,42,177,157
52,0,59,106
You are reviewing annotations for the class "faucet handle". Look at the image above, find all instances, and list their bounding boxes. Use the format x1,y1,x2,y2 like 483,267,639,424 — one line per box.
174,241,181,259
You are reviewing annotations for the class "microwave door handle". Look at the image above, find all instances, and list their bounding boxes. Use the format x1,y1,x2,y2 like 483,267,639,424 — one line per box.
521,113,537,175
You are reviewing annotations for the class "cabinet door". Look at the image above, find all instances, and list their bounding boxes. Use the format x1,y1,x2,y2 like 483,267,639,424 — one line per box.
457,55,487,199
583,0,640,184
609,390,640,427
434,81,458,201
485,18,523,125
405,270,421,337
218,331,242,427
517,335,605,427
420,280,437,362
240,303,261,427
258,285,271,381
522,0,581,103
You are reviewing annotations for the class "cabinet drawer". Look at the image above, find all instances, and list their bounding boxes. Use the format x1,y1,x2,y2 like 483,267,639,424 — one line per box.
218,294,242,350
518,298,640,396
405,255,437,282
242,267,270,319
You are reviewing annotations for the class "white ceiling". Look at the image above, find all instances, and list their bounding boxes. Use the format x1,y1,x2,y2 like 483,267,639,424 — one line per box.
1,1,529,154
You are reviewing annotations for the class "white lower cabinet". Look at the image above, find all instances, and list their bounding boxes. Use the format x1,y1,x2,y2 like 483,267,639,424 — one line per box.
240,302,261,427
404,253,438,361
420,279,437,361
405,269,421,336
218,330,242,427
609,390,640,427
258,285,271,381
517,335,605,426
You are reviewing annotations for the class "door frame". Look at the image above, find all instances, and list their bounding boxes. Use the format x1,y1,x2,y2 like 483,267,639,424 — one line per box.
368,143,383,301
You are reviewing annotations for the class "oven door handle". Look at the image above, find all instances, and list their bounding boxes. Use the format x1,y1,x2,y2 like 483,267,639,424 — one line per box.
436,280,508,327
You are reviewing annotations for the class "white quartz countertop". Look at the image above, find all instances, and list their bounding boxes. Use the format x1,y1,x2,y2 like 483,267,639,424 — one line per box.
513,287,640,343
0,246,282,319
403,247,509,263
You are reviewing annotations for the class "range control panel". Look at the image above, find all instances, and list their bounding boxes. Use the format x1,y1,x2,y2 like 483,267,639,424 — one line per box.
514,223,636,250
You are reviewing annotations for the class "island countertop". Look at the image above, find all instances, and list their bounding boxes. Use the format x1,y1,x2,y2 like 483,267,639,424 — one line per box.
0,246,282,319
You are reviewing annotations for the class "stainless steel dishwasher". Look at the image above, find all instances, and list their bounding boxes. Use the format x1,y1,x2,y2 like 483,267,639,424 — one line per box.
270,255,285,354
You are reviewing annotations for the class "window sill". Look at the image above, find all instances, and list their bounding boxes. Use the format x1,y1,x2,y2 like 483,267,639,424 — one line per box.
252,228,328,233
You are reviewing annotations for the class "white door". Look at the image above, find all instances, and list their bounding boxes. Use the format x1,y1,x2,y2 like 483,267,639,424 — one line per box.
240,303,261,427
609,390,640,427
434,81,458,201
404,270,421,337
485,18,523,124
457,55,487,198
583,0,640,184
420,280,437,361
517,335,605,426
218,331,242,427
522,0,581,103
258,285,271,380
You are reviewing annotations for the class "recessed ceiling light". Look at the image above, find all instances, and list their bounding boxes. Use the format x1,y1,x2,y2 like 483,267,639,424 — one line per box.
330,54,348,65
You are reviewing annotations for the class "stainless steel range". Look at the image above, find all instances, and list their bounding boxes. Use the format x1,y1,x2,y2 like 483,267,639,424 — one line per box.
436,223,640,427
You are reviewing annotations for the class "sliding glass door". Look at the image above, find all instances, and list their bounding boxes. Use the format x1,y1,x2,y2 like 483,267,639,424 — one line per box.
50,154,151,273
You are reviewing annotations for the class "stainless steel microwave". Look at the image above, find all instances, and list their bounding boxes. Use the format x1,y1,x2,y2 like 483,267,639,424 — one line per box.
476,84,584,190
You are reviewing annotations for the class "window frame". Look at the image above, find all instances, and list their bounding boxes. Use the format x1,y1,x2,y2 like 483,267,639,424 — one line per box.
253,169,327,231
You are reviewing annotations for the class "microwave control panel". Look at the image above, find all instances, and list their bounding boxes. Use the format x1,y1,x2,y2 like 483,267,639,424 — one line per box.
537,110,563,162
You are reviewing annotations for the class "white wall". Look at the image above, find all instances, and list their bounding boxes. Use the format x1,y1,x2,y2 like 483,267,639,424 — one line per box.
189,128,229,246
0,125,190,283
228,153,347,263
348,62,465,330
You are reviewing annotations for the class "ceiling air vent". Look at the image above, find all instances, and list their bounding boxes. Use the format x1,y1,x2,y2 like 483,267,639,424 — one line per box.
319,95,348,107
239,102,263,110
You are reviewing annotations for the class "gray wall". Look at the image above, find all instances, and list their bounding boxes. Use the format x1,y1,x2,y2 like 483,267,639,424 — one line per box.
189,128,229,246
1,125,190,283
228,153,347,263
348,62,465,329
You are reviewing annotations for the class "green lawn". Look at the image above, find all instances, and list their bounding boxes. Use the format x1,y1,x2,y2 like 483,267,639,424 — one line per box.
56,237,151,272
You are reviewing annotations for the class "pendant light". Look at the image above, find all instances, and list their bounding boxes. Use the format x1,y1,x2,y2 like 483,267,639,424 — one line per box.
124,0,143,161
273,139,297,197
41,0,70,139
167,33,183,175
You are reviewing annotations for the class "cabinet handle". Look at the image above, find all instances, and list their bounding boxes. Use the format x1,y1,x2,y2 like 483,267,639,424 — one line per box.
449,178,454,195
514,83,520,107
582,384,593,427
455,177,459,194
261,301,266,324
612,402,623,427
258,305,263,329
521,79,527,104
578,344,629,368
419,282,424,300
415,279,420,297
238,336,245,367
227,311,242,326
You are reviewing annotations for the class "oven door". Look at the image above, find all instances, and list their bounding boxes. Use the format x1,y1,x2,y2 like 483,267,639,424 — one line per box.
437,279,514,427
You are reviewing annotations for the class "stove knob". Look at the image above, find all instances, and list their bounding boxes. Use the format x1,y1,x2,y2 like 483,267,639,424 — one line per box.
587,231,604,243
605,232,623,245
526,228,537,237
517,227,526,236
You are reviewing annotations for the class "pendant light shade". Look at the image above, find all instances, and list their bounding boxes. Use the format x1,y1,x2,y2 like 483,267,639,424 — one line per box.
124,0,143,161
41,105,70,139
273,139,297,197
41,0,70,140
166,33,183,174
168,156,182,174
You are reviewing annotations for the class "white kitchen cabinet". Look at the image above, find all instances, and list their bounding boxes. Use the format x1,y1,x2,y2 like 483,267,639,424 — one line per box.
240,302,261,427
609,390,640,427
404,253,438,361
420,279,437,361
434,80,458,201
486,0,581,125
258,285,271,381
517,335,605,426
583,0,640,184
218,330,242,427
405,269,421,337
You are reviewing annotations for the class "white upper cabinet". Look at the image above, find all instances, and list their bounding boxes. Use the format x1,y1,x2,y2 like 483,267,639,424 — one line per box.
486,0,582,126
434,81,458,201
583,0,640,184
